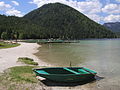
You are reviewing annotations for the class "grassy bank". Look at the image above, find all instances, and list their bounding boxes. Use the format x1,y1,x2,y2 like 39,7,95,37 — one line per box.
0,55,47,90
0,41,20,49
2,66,38,83
0,66,47,90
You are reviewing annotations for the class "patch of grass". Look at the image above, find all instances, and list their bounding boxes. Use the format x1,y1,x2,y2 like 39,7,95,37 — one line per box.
0,41,20,49
0,66,46,90
8,66,38,83
18,57,38,65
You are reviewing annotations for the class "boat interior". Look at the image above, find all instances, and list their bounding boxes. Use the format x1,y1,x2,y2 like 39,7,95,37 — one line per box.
35,67,92,75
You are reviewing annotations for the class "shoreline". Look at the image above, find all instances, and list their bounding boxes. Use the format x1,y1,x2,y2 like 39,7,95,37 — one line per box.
0,42,48,73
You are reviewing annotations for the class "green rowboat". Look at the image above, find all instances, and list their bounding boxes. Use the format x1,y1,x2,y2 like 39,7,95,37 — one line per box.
33,67,97,82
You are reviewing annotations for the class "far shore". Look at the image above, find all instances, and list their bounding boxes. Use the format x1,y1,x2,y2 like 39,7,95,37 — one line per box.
0,42,48,72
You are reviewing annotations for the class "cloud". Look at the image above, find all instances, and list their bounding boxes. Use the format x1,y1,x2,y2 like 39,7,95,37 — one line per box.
102,4,120,14
116,0,120,2
6,8,23,17
74,0,102,14
103,14,120,22
11,1,19,6
0,1,11,11
0,1,23,17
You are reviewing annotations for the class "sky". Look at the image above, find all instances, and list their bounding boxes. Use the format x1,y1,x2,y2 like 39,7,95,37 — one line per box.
0,0,120,24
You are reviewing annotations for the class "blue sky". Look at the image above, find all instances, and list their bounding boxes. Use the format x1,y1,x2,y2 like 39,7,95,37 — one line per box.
0,0,120,24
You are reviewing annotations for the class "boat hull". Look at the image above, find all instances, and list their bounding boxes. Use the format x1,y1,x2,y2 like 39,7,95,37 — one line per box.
38,74,95,82
33,67,97,82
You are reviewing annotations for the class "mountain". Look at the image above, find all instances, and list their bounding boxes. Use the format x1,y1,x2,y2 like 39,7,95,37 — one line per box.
0,3,117,40
24,3,116,39
104,22,120,37
103,22,120,32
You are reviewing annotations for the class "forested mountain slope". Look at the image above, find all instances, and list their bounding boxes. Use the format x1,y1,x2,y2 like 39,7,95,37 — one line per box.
24,3,116,39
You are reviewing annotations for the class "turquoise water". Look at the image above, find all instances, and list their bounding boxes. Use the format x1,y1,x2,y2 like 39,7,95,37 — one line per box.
36,39,120,67
35,39,120,89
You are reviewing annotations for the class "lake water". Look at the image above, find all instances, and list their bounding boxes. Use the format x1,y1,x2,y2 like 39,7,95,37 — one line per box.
35,39,120,90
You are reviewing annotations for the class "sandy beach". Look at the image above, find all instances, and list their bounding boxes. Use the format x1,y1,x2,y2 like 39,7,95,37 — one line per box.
0,42,47,72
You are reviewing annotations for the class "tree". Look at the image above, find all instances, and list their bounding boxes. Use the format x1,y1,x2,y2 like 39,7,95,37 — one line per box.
1,32,8,40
